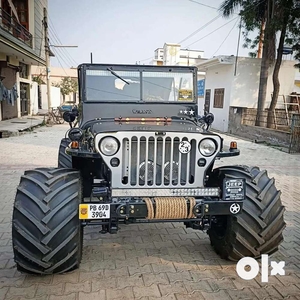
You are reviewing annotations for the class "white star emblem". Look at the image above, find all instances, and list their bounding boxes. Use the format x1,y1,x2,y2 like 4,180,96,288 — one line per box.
184,110,188,114
179,110,183,114
230,203,241,214
189,109,194,115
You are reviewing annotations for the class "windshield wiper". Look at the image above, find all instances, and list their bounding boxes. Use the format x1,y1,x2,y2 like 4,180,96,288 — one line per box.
107,68,130,85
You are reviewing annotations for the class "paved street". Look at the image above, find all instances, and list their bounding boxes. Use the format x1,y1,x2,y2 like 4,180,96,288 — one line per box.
0,124,299,300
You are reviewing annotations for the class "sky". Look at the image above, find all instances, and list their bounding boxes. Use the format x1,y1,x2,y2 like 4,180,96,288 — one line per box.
48,0,253,68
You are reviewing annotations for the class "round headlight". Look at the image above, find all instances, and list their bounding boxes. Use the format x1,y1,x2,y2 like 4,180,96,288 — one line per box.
99,137,119,156
164,161,179,181
139,160,154,182
199,139,217,156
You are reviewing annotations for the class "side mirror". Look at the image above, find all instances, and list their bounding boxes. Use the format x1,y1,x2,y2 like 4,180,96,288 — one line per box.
63,111,76,123
71,107,79,117
204,113,214,126
197,112,214,130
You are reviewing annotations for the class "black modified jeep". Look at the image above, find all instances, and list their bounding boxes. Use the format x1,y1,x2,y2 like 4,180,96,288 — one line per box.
12,64,285,274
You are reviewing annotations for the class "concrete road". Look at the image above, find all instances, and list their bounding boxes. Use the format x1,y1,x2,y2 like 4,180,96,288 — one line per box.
0,124,299,300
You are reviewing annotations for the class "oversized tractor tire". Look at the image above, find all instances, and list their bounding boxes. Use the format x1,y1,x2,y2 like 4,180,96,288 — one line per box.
58,138,72,168
12,168,83,274
208,165,285,261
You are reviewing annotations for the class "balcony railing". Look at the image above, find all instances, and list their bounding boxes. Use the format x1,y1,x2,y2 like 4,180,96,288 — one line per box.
0,8,32,47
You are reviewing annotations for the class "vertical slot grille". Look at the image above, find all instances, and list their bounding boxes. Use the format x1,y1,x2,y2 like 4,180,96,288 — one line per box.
122,135,196,187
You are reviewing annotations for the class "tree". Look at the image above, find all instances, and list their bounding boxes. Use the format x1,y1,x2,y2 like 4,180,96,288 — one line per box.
255,0,276,126
52,77,78,101
284,2,300,68
32,74,45,85
219,0,276,127
220,0,300,129
267,0,296,128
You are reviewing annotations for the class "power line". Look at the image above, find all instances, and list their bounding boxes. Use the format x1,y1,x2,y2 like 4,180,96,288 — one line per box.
181,0,265,46
178,14,221,44
51,48,70,77
50,37,78,67
48,28,77,67
139,56,154,63
49,41,74,68
185,16,239,48
48,17,78,66
212,18,239,56
188,0,218,10
138,9,220,63
48,26,74,65
138,15,221,64
137,0,264,65
48,17,63,44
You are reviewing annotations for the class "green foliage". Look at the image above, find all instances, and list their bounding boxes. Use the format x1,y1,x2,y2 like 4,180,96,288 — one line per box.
219,1,267,34
220,0,300,65
32,75,45,85
248,52,257,58
52,77,78,96
284,2,300,67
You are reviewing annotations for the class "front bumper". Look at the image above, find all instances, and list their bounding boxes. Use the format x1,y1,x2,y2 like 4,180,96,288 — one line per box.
80,178,245,222
112,198,243,218
79,197,243,221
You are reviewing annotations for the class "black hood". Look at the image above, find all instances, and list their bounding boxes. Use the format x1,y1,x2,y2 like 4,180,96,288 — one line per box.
89,118,204,134
81,102,199,123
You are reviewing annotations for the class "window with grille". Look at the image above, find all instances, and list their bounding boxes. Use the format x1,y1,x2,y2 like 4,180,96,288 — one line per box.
213,88,224,108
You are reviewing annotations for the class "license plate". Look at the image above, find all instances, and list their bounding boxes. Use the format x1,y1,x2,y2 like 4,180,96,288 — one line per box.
79,204,110,219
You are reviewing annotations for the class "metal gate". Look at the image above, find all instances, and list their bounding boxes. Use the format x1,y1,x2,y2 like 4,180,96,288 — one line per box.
289,114,300,153
20,83,29,116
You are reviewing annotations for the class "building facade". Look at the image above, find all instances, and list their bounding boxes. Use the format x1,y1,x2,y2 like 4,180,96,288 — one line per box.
150,43,207,115
196,56,298,132
31,65,78,109
151,43,205,66
0,0,47,121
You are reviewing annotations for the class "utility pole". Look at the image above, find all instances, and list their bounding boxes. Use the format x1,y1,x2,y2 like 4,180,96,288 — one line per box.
43,7,51,114
234,17,242,76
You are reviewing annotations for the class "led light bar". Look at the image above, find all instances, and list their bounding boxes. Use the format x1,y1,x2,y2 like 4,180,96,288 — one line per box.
111,188,220,197
171,188,220,197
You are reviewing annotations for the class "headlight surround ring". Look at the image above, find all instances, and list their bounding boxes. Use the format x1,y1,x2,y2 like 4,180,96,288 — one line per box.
99,137,119,156
199,139,217,157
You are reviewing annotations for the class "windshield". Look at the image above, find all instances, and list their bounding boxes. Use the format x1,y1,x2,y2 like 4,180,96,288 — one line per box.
85,69,195,102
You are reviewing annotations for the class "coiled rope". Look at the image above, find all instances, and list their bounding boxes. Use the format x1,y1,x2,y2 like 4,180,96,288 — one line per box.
143,197,196,219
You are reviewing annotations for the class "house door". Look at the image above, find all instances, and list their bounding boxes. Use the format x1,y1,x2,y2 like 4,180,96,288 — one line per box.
204,89,211,113
20,82,29,116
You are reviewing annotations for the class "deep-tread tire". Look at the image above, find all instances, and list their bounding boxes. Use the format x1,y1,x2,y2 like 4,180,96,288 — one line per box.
207,165,286,261
12,168,83,274
58,138,72,168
